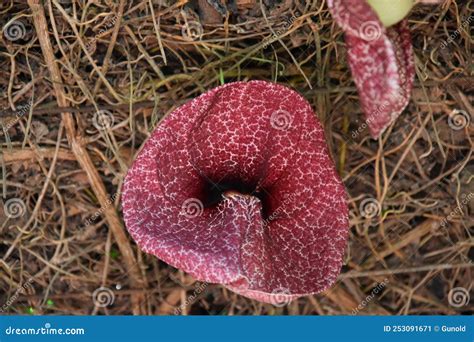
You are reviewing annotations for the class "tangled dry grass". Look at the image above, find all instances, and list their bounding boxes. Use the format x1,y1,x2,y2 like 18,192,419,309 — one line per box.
0,0,472,315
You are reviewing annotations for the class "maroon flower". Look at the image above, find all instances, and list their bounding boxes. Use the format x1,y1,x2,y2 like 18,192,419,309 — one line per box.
122,81,349,304
327,0,417,138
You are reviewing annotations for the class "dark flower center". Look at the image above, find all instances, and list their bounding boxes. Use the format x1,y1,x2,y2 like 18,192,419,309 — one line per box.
200,177,271,219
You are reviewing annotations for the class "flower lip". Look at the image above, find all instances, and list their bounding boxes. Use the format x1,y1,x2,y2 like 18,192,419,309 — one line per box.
200,178,271,219
327,0,415,138
122,80,349,303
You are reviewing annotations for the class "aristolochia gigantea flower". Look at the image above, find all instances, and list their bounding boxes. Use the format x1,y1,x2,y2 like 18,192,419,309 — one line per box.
327,0,442,138
122,81,349,304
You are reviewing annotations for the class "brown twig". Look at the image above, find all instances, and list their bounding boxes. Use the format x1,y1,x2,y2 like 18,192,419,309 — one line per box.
26,0,146,315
